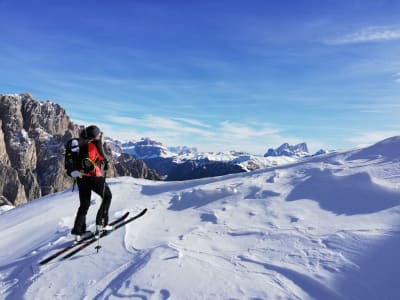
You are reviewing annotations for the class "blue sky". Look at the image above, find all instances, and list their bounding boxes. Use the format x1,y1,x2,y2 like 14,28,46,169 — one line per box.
1,0,400,154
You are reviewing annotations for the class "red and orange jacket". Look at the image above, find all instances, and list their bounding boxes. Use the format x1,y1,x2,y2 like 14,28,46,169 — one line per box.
84,141,105,177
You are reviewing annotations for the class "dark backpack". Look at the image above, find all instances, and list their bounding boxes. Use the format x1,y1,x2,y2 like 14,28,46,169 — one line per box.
65,137,96,175
65,138,83,176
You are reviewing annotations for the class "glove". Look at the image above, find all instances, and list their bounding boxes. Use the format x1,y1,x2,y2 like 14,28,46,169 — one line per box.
82,158,95,173
71,170,83,178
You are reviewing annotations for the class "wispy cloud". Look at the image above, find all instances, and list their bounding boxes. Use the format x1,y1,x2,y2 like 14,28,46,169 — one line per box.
332,102,400,114
108,115,213,137
394,72,400,83
347,130,400,148
99,115,323,154
108,116,141,126
172,117,212,128
219,121,280,138
359,109,386,114
326,26,400,45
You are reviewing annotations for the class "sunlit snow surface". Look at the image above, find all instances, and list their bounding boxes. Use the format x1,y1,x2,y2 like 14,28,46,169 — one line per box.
1,137,400,299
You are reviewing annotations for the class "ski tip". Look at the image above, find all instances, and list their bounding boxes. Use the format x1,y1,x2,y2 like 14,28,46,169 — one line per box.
116,211,129,219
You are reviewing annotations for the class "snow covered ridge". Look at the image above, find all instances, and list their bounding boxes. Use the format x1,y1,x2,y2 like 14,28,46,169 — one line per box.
110,138,327,162
1,135,400,299
106,137,315,180
264,142,329,158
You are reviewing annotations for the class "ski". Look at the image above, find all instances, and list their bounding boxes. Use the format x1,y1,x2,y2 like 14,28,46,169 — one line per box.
62,208,147,260
39,212,129,265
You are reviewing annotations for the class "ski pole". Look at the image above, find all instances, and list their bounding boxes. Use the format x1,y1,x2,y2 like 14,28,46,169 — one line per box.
95,169,107,253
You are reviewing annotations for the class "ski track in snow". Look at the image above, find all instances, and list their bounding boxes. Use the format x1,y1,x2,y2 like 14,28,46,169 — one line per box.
1,136,400,299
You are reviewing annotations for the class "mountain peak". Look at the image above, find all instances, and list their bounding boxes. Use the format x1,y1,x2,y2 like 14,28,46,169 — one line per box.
265,142,309,158
168,146,198,156
114,138,174,159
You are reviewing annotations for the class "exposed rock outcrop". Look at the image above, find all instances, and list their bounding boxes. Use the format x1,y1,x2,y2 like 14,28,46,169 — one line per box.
0,93,161,206
115,153,162,180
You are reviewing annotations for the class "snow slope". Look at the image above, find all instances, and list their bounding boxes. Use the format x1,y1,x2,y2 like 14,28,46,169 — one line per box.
1,137,400,299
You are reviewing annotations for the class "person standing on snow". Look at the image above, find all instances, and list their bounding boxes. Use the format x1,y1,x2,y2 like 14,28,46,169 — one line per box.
70,125,112,242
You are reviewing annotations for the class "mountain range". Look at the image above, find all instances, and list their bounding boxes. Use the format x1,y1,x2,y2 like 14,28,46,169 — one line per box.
0,93,327,206
106,137,307,180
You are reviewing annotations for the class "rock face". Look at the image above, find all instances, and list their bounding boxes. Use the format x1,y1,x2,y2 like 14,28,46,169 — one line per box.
140,157,246,181
115,153,162,180
0,93,76,206
166,159,245,181
107,138,250,180
264,142,310,158
0,94,161,206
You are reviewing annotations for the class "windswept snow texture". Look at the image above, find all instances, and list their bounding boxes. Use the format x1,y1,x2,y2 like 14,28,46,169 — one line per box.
1,136,400,299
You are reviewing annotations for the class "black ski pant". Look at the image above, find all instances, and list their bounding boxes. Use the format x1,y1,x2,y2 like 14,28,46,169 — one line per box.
71,176,112,235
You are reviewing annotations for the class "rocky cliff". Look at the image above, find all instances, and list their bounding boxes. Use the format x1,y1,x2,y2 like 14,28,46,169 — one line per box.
0,93,160,206
115,153,161,180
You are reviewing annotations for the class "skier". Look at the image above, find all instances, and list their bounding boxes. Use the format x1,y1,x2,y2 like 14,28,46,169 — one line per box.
70,125,112,242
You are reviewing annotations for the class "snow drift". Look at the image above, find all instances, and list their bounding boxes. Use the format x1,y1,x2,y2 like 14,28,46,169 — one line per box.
1,136,400,299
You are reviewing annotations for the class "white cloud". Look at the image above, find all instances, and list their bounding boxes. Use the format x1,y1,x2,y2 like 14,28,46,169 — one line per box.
100,115,324,154
394,72,400,83
359,109,386,114
219,121,280,138
326,26,400,45
77,114,395,155
347,131,400,148
171,117,211,128
107,115,215,141
108,116,141,126
143,116,213,136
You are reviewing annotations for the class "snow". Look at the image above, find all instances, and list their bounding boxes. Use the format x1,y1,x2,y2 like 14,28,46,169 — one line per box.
111,138,301,169
234,155,296,171
265,142,310,158
1,136,400,299
0,205,14,215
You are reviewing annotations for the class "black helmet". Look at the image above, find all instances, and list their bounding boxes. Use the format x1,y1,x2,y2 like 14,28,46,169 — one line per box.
84,125,101,138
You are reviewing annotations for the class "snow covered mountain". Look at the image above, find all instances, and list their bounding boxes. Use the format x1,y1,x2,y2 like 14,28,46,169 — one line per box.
1,136,400,299
264,142,310,158
107,138,299,180
168,145,198,156
121,138,174,160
